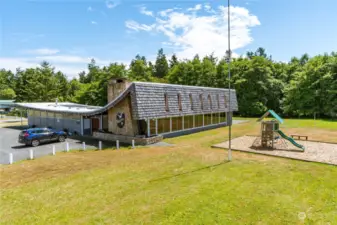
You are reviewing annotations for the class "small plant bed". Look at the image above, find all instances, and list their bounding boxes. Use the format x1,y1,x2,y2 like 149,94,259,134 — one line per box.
213,136,337,165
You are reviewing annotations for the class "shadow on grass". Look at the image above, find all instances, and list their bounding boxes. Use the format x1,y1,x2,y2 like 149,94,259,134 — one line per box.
150,161,230,182
71,136,130,148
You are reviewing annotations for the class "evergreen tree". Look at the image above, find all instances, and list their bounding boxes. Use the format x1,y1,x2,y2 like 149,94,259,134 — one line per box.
169,54,179,68
154,48,169,78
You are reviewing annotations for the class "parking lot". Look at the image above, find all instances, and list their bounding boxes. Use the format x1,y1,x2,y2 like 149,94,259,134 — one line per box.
0,127,113,164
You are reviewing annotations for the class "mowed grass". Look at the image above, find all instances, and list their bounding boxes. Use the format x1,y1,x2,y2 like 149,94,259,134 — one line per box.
0,121,27,128
234,117,337,130
1,119,337,224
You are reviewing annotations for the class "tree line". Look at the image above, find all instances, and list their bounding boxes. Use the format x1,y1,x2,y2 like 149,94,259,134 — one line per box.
1,47,336,118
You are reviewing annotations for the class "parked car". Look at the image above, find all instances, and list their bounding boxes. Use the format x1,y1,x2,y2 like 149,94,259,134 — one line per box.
18,128,67,147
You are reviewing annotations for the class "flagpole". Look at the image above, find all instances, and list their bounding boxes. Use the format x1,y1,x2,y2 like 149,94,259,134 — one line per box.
227,0,232,161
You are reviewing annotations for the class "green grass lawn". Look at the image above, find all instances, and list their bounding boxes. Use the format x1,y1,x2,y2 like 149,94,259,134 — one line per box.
1,119,336,224
0,121,27,128
234,116,337,130
282,118,337,130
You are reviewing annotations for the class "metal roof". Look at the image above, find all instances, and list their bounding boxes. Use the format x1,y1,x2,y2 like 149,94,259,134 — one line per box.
0,100,15,104
15,102,102,114
0,100,15,109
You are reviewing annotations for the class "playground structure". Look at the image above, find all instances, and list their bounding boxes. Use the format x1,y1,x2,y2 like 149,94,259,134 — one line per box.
252,110,305,151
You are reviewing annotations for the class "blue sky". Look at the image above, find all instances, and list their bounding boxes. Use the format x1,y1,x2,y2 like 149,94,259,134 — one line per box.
1,0,337,78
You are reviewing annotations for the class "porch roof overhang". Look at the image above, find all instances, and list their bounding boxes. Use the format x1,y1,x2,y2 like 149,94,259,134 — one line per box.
15,84,133,116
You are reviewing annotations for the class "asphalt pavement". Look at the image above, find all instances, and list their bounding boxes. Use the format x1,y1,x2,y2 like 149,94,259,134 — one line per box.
0,127,104,164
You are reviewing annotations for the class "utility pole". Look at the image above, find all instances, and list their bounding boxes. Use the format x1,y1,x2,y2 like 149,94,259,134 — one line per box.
227,0,232,161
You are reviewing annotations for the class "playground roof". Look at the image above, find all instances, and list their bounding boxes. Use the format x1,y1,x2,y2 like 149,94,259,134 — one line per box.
257,110,284,124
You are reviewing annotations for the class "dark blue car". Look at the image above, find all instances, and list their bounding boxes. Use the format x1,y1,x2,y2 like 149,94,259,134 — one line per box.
18,128,67,147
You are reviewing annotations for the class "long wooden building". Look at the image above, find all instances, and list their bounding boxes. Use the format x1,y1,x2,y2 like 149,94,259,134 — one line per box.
16,78,238,144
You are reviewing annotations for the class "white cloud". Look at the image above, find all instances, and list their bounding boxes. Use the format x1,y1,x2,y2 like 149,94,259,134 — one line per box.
187,4,202,12
0,55,128,79
204,4,215,14
106,0,119,9
23,48,60,55
204,4,211,11
91,21,97,25
0,57,84,79
34,55,93,64
139,6,153,17
125,20,154,32
87,6,93,11
125,4,260,59
158,8,175,17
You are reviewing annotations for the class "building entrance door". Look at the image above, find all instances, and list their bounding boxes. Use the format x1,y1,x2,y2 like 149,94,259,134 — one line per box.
91,118,100,132
83,118,91,135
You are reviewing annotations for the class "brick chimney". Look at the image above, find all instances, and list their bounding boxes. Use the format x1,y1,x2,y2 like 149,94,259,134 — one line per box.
107,78,131,103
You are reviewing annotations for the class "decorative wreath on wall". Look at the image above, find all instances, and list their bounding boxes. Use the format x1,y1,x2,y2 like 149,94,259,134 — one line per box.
116,112,125,128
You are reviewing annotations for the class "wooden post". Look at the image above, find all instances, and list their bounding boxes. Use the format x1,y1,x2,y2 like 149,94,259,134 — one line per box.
147,118,150,137
170,117,172,132
52,145,56,155
99,114,103,130
116,140,120,150
182,116,184,130
82,142,86,151
155,119,158,135
99,141,102,150
66,142,69,152
132,140,135,149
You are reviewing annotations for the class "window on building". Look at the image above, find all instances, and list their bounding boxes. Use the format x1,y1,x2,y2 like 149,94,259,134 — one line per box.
220,112,227,123
172,116,183,132
184,115,194,129
178,93,182,111
40,111,47,117
165,93,169,112
208,94,212,110
189,94,193,110
195,114,203,127
199,94,203,110
204,113,212,126
158,118,171,134
150,119,156,136
211,113,217,125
